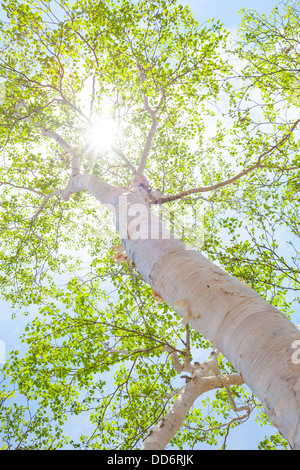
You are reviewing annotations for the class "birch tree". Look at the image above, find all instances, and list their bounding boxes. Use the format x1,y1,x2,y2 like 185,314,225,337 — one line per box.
0,0,300,450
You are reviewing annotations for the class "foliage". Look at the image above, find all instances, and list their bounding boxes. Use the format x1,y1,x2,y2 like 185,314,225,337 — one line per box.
0,0,299,450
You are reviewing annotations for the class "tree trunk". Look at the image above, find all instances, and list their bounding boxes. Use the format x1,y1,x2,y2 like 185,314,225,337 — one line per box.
73,174,300,449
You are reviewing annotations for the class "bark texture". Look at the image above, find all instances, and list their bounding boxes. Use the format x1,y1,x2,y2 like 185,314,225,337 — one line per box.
150,248,300,449
77,174,300,449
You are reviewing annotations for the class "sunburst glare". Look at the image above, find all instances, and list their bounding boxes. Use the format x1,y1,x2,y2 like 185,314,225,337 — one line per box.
88,115,118,152
79,78,119,152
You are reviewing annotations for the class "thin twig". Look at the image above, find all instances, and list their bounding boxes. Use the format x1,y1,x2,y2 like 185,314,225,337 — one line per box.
15,101,81,176
111,146,137,175
136,63,165,175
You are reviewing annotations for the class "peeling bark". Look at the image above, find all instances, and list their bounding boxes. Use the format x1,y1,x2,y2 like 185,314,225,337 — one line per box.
68,174,300,450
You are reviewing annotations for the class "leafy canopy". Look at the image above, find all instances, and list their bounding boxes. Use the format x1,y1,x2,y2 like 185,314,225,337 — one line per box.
0,0,299,450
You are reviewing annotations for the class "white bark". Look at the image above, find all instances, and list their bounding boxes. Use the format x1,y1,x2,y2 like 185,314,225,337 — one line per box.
147,250,300,449
66,174,300,449
24,100,300,448
141,373,244,450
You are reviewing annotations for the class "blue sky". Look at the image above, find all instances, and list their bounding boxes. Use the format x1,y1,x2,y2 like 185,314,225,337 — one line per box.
0,0,296,450
182,0,278,26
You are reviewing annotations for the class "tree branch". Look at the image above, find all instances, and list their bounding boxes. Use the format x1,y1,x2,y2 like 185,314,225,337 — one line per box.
30,188,70,221
15,101,81,177
140,347,249,450
105,345,165,356
141,372,244,450
111,145,137,175
150,119,300,204
136,64,165,176
0,181,45,196
184,406,252,451
137,115,159,176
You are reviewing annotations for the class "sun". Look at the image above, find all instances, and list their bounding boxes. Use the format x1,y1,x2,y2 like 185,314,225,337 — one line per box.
88,116,118,152
78,77,119,152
